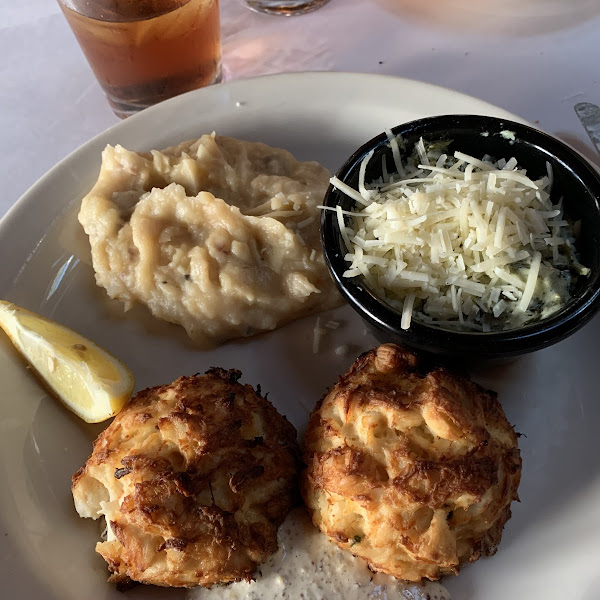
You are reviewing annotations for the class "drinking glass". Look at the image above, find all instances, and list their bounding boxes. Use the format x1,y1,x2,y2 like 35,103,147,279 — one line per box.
242,0,331,16
57,0,222,118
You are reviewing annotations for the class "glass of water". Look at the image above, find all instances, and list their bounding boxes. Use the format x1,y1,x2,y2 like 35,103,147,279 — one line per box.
242,0,331,16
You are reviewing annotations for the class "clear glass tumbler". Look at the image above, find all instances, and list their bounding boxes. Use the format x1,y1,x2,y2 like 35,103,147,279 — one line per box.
57,0,222,118
242,0,331,16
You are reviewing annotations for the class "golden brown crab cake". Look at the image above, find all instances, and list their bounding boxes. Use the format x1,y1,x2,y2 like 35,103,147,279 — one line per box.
72,369,300,588
301,344,521,582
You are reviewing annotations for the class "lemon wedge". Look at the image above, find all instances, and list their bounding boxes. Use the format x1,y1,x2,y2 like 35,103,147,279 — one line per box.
0,300,134,423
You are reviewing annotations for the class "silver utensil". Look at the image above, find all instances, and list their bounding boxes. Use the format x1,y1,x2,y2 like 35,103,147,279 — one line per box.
574,102,600,155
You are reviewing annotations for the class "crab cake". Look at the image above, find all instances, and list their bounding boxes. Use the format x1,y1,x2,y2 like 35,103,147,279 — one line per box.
301,344,521,582
72,369,300,588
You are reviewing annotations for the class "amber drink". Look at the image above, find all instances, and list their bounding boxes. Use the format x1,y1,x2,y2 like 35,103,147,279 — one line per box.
58,0,221,118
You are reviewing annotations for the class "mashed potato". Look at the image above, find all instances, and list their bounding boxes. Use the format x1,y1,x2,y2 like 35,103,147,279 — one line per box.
78,134,341,345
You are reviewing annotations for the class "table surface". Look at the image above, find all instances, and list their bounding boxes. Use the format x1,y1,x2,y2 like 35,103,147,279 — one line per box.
2,0,600,220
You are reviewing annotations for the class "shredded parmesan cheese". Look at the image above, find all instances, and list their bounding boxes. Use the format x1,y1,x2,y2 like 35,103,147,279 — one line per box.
518,251,541,311
330,137,586,331
312,317,324,354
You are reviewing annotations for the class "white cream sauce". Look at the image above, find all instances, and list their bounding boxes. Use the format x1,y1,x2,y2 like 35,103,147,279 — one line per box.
188,508,451,600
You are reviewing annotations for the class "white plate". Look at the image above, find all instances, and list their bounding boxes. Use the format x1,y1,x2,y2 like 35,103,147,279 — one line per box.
1,72,599,600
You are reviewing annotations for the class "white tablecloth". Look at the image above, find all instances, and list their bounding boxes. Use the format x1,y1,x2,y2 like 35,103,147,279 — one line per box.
2,0,600,218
